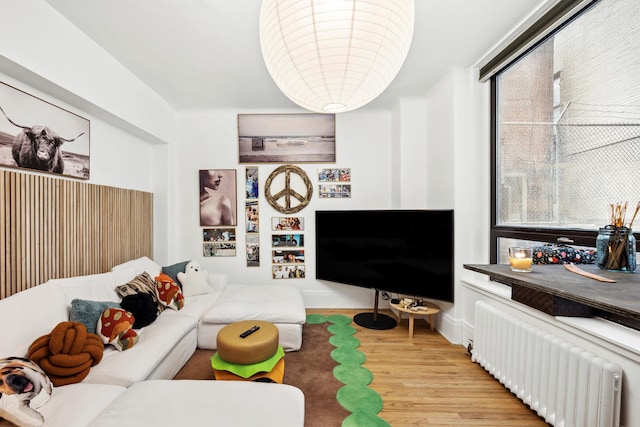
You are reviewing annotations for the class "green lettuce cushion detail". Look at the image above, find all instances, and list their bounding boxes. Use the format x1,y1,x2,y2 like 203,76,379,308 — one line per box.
69,299,120,334
211,346,284,378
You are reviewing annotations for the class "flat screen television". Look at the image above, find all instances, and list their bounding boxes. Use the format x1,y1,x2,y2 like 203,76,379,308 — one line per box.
315,209,454,329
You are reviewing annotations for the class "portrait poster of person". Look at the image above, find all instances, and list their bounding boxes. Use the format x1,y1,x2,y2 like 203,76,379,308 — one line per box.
246,234,260,267
246,166,259,199
200,169,237,226
246,200,259,233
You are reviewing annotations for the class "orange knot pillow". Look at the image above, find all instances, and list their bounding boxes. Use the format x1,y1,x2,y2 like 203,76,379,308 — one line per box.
27,321,104,387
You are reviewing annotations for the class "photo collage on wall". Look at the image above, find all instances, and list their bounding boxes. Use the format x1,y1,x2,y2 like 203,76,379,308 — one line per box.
203,228,236,257
200,169,238,257
245,166,260,266
318,168,351,198
271,217,305,279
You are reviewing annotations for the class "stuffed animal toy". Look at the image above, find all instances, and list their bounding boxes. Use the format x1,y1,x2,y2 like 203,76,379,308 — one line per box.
177,260,212,298
0,357,53,427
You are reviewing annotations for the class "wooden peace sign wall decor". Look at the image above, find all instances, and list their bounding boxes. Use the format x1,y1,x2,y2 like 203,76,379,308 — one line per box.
264,165,313,214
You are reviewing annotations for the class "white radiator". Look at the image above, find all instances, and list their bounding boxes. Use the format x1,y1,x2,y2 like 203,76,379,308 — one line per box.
472,301,622,427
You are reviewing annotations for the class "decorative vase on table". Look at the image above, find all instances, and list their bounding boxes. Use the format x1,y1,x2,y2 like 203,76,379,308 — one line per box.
595,225,636,272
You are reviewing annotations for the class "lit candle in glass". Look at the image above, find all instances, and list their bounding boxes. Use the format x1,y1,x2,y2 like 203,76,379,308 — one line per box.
509,247,533,272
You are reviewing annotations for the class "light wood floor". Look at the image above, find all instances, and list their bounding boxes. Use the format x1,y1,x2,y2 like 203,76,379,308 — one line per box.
307,308,550,426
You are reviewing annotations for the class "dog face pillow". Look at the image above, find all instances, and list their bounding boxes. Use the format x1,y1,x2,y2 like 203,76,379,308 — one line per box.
0,357,53,427
177,260,212,298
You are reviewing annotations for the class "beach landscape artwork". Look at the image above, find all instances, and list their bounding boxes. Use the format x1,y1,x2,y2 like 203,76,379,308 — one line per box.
238,113,335,163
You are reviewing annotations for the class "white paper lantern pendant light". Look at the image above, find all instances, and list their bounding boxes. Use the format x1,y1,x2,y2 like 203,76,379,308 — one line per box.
259,0,415,113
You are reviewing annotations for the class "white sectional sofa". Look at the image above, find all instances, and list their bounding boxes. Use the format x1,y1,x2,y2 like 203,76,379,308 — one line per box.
0,257,306,426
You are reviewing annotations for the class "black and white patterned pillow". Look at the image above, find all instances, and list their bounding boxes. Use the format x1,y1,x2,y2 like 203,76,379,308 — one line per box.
115,272,162,309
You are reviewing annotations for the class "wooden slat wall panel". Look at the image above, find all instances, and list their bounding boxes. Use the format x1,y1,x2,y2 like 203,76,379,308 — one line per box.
0,170,153,299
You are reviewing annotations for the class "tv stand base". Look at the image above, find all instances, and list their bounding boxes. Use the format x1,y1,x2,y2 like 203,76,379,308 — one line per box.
353,312,397,330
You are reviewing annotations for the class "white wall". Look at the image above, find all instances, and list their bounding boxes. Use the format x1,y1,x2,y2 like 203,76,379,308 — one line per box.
169,108,396,308
0,0,511,328
0,0,173,145
0,0,476,319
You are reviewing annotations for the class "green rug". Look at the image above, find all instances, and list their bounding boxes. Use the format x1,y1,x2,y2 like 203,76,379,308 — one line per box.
306,314,390,427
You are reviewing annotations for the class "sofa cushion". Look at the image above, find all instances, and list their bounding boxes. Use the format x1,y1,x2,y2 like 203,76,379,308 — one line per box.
200,284,306,325
82,314,196,387
39,383,126,427
52,268,136,310
111,256,162,279
161,260,190,288
0,282,68,357
88,380,305,427
69,299,121,334
161,291,221,323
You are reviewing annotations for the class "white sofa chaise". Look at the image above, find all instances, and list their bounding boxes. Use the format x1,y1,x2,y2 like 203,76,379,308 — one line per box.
197,283,306,351
0,256,306,427
87,380,305,427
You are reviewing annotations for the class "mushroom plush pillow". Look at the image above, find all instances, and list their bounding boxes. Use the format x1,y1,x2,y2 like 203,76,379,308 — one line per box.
155,273,184,310
97,308,139,351
177,261,212,298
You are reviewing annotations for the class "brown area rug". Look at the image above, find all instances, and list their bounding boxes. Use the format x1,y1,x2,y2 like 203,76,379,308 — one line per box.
173,323,349,426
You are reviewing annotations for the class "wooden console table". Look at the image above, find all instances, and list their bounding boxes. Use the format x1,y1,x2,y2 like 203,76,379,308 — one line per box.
464,263,640,331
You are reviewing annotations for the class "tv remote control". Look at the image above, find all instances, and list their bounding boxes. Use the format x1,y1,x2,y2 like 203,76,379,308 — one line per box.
239,325,260,338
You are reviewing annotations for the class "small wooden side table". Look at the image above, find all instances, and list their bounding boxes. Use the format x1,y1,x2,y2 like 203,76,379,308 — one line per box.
389,301,440,338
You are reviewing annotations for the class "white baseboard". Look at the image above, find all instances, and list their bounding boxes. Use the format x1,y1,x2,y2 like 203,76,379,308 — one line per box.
302,288,392,309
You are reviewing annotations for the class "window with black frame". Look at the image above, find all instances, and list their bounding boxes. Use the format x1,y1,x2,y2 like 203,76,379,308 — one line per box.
486,0,640,264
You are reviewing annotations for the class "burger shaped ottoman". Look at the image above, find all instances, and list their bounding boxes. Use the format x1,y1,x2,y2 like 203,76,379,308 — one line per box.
211,320,285,383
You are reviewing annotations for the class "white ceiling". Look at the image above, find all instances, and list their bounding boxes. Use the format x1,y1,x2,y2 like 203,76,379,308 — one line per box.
44,0,545,111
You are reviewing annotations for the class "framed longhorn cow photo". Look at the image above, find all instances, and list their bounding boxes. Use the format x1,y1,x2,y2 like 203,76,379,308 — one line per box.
0,80,90,180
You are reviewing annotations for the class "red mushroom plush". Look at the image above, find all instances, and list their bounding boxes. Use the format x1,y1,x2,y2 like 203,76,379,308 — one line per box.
97,308,139,351
155,272,184,310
